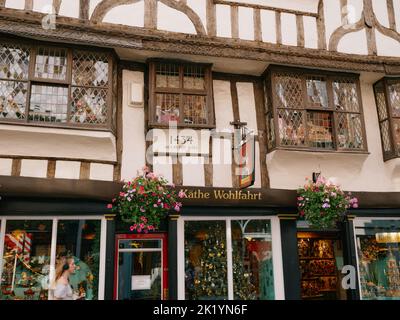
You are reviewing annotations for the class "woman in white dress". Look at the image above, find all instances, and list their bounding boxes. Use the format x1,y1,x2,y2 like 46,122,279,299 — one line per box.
53,257,81,300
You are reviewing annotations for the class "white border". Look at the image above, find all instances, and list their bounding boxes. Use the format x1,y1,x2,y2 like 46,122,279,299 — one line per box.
353,216,400,300
177,216,285,300
0,216,107,300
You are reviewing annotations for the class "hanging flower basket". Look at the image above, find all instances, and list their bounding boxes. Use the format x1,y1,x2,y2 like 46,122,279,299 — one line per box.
297,176,358,229
108,167,186,233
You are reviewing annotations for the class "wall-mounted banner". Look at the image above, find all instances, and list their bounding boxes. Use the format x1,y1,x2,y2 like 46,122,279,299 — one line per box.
237,132,256,189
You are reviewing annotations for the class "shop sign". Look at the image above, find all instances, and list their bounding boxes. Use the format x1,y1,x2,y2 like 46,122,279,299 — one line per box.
237,133,255,189
131,275,151,290
151,128,210,155
181,188,262,201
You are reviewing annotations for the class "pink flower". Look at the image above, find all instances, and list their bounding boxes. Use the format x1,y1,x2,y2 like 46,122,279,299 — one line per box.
119,192,125,197
141,216,148,223
297,197,304,201
140,207,145,213
148,225,154,230
140,223,145,229
130,225,136,232
174,204,181,212
353,203,359,209
107,204,113,209
144,229,149,234
178,190,187,199
163,203,170,210
112,198,116,203
137,228,142,233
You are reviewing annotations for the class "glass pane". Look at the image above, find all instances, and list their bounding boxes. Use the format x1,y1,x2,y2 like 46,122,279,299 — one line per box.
182,95,207,125
333,79,360,112
306,77,328,109
29,85,68,123
73,51,109,87
388,82,400,117
70,87,108,124
374,83,388,121
307,111,334,149
0,80,27,120
393,119,400,155
35,47,67,81
231,220,275,300
184,65,205,90
156,63,179,89
274,72,303,109
380,120,393,153
1,220,52,300
336,113,364,149
56,220,101,300
355,219,400,300
277,109,305,146
118,251,161,300
185,221,228,300
0,44,30,80
119,240,161,249
155,93,180,124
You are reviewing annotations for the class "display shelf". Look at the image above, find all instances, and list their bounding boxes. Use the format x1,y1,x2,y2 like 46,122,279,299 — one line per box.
299,257,335,260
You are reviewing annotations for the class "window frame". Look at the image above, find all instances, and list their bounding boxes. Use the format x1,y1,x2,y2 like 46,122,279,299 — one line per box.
373,77,400,161
265,65,369,154
148,59,215,129
0,37,115,132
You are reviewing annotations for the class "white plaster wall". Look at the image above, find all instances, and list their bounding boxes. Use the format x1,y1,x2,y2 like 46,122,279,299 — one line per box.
5,0,24,10
90,163,114,181
347,0,363,23
324,0,342,49
267,81,400,192
158,2,196,34
55,161,81,180
89,0,103,19
261,10,276,44
376,30,400,57
216,4,231,38
337,30,368,55
182,156,205,186
20,159,48,178
0,159,12,176
394,0,400,33
281,13,297,46
33,0,53,13
103,2,144,27
121,70,146,181
239,7,254,41
59,0,80,18
153,156,173,183
213,80,234,131
0,125,116,162
237,82,258,132
187,0,206,34
303,16,318,49
212,138,232,188
372,0,390,28
227,0,319,13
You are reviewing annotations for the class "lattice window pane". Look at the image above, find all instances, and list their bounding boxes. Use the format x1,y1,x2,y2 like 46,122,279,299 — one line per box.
307,111,333,149
182,95,207,125
277,109,305,146
393,119,400,155
29,84,68,123
306,76,328,109
0,80,27,120
72,51,109,87
156,63,179,89
274,73,303,109
380,120,392,153
332,79,360,112
184,65,205,90
71,87,108,124
0,44,30,80
336,113,364,149
35,47,67,80
388,82,400,117
374,83,388,121
155,93,180,124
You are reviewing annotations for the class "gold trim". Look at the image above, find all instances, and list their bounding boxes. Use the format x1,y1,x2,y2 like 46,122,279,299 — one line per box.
346,215,356,220
277,214,298,220
104,214,117,221
169,214,181,220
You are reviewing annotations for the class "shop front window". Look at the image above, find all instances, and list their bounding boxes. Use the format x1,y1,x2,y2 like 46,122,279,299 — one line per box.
184,218,278,300
56,220,101,300
231,220,275,300
184,221,228,300
355,219,400,300
1,220,52,300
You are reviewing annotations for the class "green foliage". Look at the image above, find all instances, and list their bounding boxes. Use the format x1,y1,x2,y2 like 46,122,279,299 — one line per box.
297,177,358,229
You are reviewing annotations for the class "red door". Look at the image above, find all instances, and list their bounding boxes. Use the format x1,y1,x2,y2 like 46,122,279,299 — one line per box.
114,233,168,300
